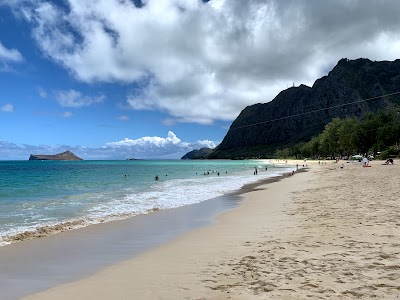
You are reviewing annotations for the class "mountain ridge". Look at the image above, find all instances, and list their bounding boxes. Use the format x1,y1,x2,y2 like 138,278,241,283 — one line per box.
208,58,400,159
181,148,213,159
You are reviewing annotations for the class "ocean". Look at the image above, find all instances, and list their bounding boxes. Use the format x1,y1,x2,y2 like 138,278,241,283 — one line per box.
0,159,294,246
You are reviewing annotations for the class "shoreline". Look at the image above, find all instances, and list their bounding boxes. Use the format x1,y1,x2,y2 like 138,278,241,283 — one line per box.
0,160,296,247
22,163,314,299
0,165,299,299
23,160,400,299
0,192,242,300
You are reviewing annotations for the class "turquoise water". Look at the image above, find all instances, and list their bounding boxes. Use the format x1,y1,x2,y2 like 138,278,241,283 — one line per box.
0,160,294,245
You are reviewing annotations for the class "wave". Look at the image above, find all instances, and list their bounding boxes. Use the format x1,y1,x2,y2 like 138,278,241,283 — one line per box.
1,166,294,246
0,207,161,246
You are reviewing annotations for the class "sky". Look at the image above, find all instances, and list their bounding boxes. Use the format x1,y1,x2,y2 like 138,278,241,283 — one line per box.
1,0,400,160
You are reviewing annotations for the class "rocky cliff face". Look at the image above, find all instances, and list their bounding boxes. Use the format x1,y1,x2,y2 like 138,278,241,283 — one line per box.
29,151,83,161
209,58,400,159
181,148,213,159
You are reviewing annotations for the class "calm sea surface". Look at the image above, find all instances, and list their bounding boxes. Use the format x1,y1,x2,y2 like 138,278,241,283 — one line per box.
0,159,294,245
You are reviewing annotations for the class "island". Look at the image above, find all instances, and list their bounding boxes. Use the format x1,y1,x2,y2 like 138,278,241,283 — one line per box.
29,151,82,161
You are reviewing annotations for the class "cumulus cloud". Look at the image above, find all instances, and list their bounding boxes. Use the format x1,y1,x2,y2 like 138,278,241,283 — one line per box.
104,131,216,158
0,131,217,160
8,0,400,123
107,131,188,148
195,139,216,149
1,103,14,112
54,89,105,108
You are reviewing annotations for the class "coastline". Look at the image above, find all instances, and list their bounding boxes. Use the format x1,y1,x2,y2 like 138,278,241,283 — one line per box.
0,159,294,246
22,162,314,299
0,191,243,300
23,160,400,299
10,159,400,299
0,164,295,299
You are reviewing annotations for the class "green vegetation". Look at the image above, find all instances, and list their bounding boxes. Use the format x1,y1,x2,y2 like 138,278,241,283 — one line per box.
275,110,400,160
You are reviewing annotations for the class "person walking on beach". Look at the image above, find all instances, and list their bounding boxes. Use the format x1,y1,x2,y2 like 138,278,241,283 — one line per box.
362,156,369,167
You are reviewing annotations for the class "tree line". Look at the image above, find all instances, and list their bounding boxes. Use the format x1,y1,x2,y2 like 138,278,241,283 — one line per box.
275,110,400,159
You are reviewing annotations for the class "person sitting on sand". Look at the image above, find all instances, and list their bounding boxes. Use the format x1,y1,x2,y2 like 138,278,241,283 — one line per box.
384,158,394,165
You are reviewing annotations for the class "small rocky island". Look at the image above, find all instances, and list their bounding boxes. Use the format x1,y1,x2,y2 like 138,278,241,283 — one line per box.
29,151,82,161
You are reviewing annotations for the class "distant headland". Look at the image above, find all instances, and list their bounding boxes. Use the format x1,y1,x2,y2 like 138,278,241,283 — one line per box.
181,148,213,159
29,151,82,161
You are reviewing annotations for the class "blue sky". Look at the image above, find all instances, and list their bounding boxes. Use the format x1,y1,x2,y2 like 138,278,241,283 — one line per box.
1,0,400,159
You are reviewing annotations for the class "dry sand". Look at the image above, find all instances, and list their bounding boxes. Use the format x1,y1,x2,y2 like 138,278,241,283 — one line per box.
24,160,400,300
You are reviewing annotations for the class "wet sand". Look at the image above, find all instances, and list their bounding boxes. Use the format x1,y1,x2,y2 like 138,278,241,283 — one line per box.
0,193,243,299
22,161,400,299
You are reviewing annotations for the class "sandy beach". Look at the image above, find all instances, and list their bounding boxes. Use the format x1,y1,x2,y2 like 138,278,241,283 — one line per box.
24,160,400,300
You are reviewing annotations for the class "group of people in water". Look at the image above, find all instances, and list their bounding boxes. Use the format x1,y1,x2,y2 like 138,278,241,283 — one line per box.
154,170,229,181
133,157,396,182
200,170,228,176
154,165,272,181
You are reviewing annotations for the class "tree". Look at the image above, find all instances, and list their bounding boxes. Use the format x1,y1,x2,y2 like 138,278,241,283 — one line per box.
279,110,400,159
338,117,360,158
375,111,400,151
319,118,342,157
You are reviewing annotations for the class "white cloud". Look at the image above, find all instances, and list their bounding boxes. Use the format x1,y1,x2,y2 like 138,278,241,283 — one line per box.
55,89,105,108
0,41,23,62
0,131,217,160
1,103,14,112
103,131,216,158
195,139,216,149
107,131,185,148
9,0,400,123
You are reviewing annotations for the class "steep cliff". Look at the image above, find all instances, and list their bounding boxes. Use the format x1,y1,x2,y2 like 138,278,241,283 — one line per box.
209,58,400,159
29,151,82,161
